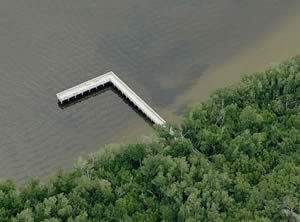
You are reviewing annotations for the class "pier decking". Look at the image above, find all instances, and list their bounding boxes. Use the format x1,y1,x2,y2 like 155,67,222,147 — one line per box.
56,72,166,125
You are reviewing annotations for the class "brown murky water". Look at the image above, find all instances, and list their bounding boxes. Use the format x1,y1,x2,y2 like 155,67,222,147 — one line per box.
0,0,299,182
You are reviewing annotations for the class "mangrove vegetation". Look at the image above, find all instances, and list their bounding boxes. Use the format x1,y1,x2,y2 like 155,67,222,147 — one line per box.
0,57,299,221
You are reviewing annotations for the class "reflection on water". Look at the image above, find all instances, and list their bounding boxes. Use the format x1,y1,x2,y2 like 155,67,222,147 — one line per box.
0,0,298,182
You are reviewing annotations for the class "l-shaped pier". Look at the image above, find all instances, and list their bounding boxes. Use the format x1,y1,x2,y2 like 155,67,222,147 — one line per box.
56,72,166,125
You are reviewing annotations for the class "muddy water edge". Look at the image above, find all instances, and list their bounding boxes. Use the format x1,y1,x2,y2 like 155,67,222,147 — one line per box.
0,1,299,183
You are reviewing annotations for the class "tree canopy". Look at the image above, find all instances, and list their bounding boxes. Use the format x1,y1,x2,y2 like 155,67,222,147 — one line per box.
0,57,299,221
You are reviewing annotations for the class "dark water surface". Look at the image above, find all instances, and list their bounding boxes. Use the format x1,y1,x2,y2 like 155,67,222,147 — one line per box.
0,0,298,182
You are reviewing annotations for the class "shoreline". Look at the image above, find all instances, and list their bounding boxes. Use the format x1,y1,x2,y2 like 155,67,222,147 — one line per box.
171,3,300,113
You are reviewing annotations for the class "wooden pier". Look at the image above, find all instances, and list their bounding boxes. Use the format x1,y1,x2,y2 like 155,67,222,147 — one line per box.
56,72,166,125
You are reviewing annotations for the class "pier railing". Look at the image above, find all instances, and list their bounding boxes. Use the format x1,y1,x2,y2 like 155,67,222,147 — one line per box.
56,72,166,125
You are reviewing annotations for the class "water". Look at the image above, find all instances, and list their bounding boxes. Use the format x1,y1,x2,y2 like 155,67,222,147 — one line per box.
0,0,298,182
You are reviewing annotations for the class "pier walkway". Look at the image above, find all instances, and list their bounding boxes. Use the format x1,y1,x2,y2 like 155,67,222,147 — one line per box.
56,72,166,125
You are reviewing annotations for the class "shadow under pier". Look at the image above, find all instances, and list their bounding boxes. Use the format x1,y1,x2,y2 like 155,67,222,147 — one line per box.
58,83,155,127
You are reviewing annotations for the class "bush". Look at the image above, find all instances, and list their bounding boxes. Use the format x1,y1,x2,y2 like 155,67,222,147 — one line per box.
1,57,299,221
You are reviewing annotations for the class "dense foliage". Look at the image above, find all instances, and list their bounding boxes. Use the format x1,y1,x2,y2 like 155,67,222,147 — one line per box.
0,57,299,221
